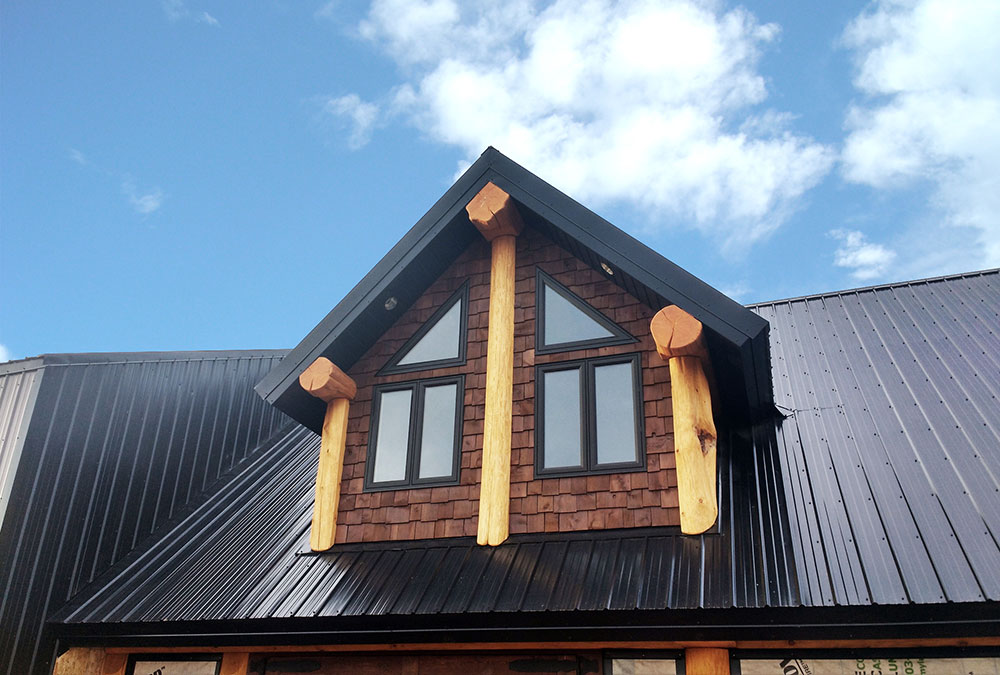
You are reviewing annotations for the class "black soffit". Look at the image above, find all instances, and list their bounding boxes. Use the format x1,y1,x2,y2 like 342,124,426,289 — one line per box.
255,147,772,433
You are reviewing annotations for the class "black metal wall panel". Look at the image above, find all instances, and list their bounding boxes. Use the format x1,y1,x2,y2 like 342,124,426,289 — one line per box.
0,351,289,675
752,270,1000,608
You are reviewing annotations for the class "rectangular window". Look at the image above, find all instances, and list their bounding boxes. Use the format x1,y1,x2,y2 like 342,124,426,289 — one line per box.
365,375,464,490
536,354,644,477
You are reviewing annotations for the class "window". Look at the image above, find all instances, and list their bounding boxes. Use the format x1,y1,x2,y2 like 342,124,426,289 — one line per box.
536,354,644,476
535,269,635,354
379,282,469,375
365,375,464,490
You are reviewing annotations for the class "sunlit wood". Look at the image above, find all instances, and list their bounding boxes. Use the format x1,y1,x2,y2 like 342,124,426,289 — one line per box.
652,305,718,534
300,357,357,550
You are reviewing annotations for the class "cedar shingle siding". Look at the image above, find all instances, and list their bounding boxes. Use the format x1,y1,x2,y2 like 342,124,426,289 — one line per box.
335,228,679,543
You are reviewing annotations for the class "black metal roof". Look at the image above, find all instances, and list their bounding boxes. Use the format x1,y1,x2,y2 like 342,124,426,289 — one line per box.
750,269,1000,607
0,350,290,675
48,271,1000,648
255,147,772,433
54,412,798,634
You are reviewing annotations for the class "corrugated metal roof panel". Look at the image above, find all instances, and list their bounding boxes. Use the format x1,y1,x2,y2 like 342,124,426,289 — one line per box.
56,407,798,630
0,361,43,535
752,269,1000,607
0,350,290,675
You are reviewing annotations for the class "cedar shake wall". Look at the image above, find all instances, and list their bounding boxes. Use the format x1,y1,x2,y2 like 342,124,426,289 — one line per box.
334,227,678,544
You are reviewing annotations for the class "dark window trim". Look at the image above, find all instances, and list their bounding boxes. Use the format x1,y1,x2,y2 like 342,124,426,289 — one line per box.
365,374,465,491
535,353,645,478
378,280,470,376
126,654,222,675
535,268,637,355
604,651,685,675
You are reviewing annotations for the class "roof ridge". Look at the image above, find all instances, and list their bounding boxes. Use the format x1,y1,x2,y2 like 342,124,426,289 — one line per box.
4,348,290,368
748,268,999,308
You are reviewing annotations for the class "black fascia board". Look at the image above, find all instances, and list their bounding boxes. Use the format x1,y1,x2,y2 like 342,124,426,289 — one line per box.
482,151,772,416
254,151,497,432
52,603,1000,648
258,147,773,432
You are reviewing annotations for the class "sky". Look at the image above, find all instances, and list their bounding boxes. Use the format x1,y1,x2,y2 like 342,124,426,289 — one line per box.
2,0,999,362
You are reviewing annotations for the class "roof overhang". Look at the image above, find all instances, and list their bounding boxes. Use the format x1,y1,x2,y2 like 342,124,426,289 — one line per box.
256,148,772,433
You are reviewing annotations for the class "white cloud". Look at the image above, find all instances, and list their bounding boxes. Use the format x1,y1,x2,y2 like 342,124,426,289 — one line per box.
122,177,165,215
344,0,834,251
0,344,12,364
161,0,219,26
842,0,1000,270
830,228,897,281
68,148,89,166
197,11,220,26
316,2,338,20
322,94,380,149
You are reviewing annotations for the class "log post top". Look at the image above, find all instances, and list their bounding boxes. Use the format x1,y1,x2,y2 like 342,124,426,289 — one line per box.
465,181,525,241
650,305,709,362
299,357,357,402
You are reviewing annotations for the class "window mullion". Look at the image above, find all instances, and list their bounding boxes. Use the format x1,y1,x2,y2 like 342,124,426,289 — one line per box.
584,363,597,472
407,383,424,484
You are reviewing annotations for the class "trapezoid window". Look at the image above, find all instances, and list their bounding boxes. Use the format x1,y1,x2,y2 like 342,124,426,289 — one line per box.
535,269,636,354
379,281,469,375
365,375,464,490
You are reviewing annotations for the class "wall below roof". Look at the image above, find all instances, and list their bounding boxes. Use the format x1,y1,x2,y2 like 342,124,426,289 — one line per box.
334,227,679,544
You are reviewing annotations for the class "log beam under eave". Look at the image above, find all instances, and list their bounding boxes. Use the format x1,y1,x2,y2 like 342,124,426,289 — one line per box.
299,356,356,551
466,181,524,546
651,305,719,535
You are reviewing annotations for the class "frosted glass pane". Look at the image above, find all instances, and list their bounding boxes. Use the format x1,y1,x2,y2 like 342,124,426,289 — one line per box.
398,300,462,365
543,368,583,469
595,362,638,465
543,283,614,345
372,389,411,482
418,383,458,479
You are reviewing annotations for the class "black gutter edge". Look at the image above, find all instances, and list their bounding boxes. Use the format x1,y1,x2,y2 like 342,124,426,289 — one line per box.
51,604,1000,648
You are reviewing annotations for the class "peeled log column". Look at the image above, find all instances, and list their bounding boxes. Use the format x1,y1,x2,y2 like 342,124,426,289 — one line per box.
299,356,356,551
466,181,523,546
685,648,730,675
651,305,718,535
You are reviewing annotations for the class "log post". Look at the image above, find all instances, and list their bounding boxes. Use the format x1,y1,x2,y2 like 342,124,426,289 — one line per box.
220,653,251,675
466,182,524,546
685,648,730,675
300,356,357,551
650,305,718,534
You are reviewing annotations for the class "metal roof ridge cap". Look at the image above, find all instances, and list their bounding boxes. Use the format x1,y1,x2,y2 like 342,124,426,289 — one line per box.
255,155,500,403
748,267,1000,309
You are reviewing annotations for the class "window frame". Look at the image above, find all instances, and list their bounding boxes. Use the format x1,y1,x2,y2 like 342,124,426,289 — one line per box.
378,281,470,376
364,374,465,491
535,269,637,355
535,353,645,478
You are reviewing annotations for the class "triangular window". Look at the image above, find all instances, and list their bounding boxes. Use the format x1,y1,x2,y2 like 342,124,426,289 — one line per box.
536,269,636,354
379,282,469,375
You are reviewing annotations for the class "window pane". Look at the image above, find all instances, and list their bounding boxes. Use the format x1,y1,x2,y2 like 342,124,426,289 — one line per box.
398,300,462,365
372,389,412,483
543,283,614,346
542,368,583,469
594,362,639,465
418,383,458,479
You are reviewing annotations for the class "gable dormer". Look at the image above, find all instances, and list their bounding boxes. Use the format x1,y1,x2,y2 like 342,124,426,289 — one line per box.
255,148,771,550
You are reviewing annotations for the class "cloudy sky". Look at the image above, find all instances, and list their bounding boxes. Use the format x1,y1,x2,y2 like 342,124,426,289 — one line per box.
2,0,998,361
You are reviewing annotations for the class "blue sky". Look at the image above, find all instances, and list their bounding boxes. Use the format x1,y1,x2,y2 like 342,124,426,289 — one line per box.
2,0,998,362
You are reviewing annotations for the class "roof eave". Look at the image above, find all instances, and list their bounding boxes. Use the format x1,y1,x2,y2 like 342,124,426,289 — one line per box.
258,147,773,431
